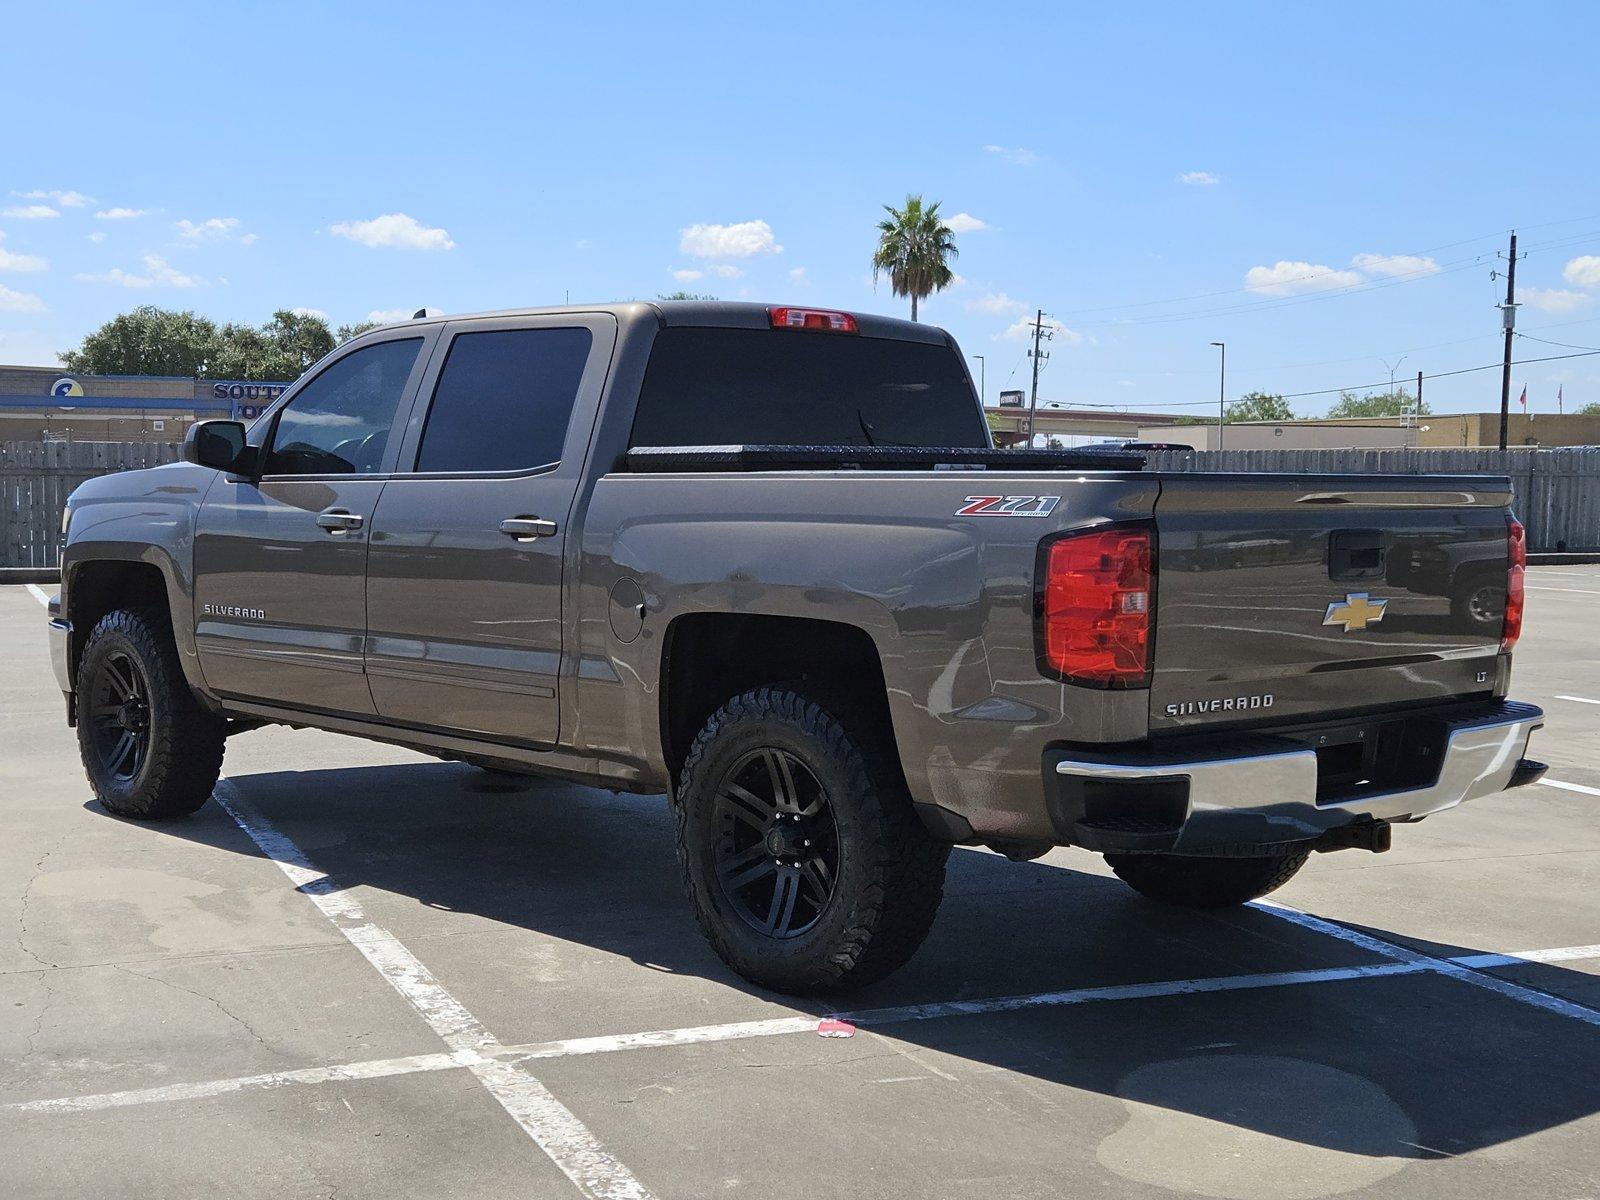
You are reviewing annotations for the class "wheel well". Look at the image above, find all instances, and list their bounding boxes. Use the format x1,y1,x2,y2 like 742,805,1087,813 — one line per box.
66,560,170,681
660,613,899,787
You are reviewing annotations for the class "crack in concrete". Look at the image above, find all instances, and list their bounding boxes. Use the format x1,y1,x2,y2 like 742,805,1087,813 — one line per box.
109,963,281,1057
16,838,66,970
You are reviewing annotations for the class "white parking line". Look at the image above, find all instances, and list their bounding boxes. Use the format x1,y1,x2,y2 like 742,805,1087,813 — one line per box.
1542,778,1600,798
14,941,1600,1117
1254,901,1600,1027
1555,695,1600,706
1526,585,1600,595
214,784,655,1200
25,583,51,606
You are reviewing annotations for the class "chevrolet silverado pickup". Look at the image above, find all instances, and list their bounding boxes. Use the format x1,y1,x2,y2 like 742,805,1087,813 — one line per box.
47,301,1546,994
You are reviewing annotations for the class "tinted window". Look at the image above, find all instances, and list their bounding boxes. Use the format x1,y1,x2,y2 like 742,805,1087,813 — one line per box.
265,339,422,475
415,328,593,473
630,328,987,448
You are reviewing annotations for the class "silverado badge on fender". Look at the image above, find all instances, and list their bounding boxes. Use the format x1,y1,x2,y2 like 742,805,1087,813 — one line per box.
1323,592,1388,632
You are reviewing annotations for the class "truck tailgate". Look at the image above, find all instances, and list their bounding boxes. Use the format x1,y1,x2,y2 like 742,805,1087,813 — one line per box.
1149,474,1511,732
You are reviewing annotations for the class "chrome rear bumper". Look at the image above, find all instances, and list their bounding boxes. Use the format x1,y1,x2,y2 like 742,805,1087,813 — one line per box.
1048,701,1544,853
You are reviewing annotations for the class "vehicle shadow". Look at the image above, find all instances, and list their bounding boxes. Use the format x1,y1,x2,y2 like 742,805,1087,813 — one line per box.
121,759,1600,1162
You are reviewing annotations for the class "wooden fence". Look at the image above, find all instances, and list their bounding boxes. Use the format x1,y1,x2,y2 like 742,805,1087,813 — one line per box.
1,441,181,568
4,440,1598,567
1144,446,1600,552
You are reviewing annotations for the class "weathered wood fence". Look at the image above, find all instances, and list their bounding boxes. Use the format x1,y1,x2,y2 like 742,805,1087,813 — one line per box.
4,441,1598,567
1145,447,1600,553
1,441,181,568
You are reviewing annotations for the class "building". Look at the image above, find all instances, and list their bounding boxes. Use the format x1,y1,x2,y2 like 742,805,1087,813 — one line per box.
986,405,1196,447
1138,413,1600,450
1137,421,1407,451
0,365,291,442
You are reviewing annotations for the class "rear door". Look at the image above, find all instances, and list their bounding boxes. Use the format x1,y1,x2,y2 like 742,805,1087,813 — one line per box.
363,313,615,745
1149,474,1511,732
192,333,433,715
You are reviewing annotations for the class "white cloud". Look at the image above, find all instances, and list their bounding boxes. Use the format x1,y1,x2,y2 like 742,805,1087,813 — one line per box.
983,144,1038,166
948,272,967,288
709,263,742,279
94,207,148,220
1564,256,1600,288
86,231,106,244
1350,252,1439,278
366,308,416,323
967,291,1026,315
671,268,704,282
16,189,93,208
996,313,1082,345
679,219,782,259
330,213,454,251
2,205,59,220
1522,286,1593,314
290,306,329,320
1244,260,1362,295
1178,171,1219,186
75,253,203,288
0,283,46,312
0,233,47,272
788,266,807,282
177,216,255,244
946,212,987,233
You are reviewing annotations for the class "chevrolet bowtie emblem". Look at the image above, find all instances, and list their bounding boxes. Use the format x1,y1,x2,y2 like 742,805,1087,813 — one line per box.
1323,592,1388,632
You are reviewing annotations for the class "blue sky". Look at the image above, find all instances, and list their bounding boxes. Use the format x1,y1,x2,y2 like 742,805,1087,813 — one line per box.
5,1,1600,417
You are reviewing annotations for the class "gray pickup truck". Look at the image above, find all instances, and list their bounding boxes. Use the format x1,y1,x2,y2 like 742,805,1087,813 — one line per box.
47,301,1545,994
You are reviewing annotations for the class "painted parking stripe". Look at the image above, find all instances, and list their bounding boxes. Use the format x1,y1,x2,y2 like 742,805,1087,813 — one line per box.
1542,778,1600,798
1254,901,1600,1027
17,941,1600,1117
1555,695,1600,706
1526,585,1600,595
214,784,655,1200
25,583,51,606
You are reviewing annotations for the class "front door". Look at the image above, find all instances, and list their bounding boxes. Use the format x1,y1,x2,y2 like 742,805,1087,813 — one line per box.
364,315,613,745
192,334,433,715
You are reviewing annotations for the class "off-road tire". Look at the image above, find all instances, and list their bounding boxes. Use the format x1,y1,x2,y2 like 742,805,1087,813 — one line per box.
675,686,949,994
77,606,225,819
1104,847,1311,908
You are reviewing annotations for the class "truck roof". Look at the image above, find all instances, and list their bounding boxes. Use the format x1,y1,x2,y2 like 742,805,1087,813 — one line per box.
364,301,950,345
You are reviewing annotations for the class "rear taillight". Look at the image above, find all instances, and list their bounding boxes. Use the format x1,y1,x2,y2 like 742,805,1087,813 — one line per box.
1502,515,1525,653
1037,525,1154,687
768,306,859,333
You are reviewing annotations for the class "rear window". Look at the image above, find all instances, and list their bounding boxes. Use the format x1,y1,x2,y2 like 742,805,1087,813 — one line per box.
629,328,987,448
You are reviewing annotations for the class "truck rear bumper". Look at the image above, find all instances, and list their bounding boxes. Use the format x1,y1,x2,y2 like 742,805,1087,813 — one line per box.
1045,700,1544,855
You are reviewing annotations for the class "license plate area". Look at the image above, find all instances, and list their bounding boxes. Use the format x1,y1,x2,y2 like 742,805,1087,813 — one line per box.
1286,714,1448,804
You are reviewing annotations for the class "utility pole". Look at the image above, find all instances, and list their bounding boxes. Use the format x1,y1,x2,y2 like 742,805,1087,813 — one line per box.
1498,231,1520,452
971,355,986,407
1026,310,1052,445
1210,342,1226,450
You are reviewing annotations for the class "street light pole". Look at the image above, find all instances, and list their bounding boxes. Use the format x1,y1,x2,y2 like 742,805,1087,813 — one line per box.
1210,342,1226,451
971,355,986,407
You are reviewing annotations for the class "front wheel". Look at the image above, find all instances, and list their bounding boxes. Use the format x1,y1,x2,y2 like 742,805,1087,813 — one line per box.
77,607,226,819
1105,847,1310,908
675,687,949,995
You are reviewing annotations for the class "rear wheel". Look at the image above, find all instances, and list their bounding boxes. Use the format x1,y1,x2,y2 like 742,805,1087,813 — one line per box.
77,607,225,819
1104,847,1310,908
675,686,949,994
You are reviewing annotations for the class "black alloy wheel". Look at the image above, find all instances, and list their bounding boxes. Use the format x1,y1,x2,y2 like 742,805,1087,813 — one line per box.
86,649,151,783
712,747,841,939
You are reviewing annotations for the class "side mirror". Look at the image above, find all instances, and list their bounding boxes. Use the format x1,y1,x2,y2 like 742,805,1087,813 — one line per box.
183,420,254,474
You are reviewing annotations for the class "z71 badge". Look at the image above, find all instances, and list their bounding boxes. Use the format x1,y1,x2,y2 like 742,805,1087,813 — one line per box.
956,495,1061,518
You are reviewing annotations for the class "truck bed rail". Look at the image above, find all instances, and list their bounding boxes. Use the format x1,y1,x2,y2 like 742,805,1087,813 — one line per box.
623,444,1147,472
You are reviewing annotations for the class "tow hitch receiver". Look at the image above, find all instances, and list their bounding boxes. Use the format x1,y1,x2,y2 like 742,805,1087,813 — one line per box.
1313,820,1392,855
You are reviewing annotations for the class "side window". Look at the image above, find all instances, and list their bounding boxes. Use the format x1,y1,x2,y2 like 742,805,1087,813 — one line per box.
264,338,423,476
414,327,593,474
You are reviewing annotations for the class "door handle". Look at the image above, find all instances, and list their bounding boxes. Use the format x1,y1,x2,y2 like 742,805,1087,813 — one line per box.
500,516,558,540
316,509,365,533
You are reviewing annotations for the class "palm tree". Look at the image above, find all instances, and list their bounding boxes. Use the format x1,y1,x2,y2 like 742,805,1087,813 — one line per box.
872,195,958,321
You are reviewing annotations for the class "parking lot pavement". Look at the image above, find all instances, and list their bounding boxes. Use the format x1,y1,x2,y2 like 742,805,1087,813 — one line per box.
3,572,1599,1199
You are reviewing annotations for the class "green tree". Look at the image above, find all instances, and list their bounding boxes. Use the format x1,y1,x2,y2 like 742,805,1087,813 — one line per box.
872,194,957,321
1225,391,1296,422
61,306,221,376
1327,388,1430,419
657,291,718,301
212,310,336,380
1576,402,1600,416
335,320,381,343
